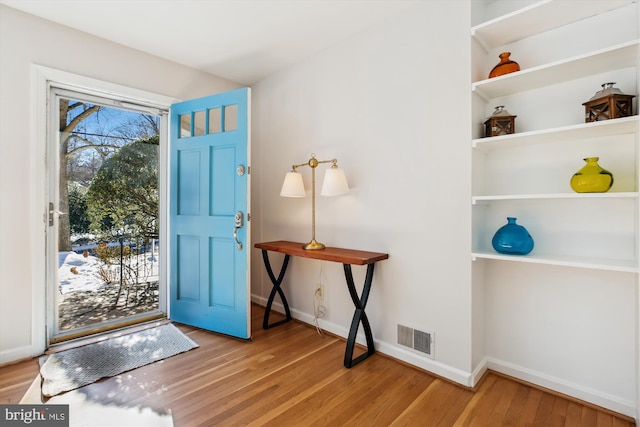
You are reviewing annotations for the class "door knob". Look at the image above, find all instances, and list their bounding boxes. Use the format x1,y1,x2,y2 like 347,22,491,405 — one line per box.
233,212,244,250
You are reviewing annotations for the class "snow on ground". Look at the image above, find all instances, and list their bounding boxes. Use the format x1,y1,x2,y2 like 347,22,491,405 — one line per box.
58,251,105,294
58,250,159,295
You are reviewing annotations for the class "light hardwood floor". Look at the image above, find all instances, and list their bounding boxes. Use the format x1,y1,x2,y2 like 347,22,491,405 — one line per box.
0,304,635,426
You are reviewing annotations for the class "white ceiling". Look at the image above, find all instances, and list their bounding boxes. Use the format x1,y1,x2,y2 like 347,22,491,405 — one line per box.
1,0,417,85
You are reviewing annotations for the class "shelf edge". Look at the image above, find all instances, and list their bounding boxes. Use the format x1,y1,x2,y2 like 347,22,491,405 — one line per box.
471,252,639,273
472,192,639,204
471,116,640,150
471,0,635,51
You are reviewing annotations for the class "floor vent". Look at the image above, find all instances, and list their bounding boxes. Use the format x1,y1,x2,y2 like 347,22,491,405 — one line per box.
397,324,434,358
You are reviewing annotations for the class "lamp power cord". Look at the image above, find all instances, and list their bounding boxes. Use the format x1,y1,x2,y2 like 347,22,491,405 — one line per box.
314,263,326,336
313,292,326,336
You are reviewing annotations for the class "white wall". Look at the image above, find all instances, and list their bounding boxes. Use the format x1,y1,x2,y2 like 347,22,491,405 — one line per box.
0,5,240,362
250,1,475,381
1,0,636,420
250,0,638,419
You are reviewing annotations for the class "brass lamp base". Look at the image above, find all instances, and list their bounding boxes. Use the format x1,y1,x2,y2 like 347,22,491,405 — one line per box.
303,239,325,250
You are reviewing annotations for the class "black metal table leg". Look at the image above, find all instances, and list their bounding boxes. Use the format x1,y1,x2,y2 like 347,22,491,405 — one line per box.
262,250,292,329
343,263,376,368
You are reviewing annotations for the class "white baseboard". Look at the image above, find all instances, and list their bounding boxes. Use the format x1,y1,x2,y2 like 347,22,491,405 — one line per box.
471,357,489,386
251,293,351,337
251,295,636,420
251,294,474,386
376,340,475,386
486,357,636,419
0,345,38,366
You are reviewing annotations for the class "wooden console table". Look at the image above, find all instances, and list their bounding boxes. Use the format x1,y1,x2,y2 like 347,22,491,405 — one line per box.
254,240,389,368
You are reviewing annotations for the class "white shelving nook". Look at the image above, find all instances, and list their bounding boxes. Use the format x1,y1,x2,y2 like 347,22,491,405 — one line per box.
472,40,639,101
471,0,635,51
471,0,639,419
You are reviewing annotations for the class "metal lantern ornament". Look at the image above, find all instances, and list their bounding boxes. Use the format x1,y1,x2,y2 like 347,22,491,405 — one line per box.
582,82,635,122
484,106,516,137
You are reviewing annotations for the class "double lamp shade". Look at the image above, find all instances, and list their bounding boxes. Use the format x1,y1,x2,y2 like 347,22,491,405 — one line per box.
280,168,349,197
279,155,350,250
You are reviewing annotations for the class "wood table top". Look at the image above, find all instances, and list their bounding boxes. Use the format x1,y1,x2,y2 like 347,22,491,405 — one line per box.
254,240,389,265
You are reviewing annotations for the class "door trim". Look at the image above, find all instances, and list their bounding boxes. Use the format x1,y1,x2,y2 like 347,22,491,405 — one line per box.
31,65,177,355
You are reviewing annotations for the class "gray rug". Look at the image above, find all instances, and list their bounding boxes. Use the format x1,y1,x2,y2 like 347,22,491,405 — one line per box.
40,323,198,397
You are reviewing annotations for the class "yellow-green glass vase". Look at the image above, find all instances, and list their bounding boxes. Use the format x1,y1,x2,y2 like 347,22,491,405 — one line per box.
570,157,613,193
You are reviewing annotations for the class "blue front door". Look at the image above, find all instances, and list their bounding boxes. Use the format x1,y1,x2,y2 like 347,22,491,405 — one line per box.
169,88,250,339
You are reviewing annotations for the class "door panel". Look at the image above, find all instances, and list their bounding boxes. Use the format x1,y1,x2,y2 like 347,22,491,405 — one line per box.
170,88,250,339
176,235,200,301
177,150,201,215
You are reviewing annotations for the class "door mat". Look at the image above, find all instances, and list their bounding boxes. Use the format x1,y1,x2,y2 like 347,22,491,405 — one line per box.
40,323,198,397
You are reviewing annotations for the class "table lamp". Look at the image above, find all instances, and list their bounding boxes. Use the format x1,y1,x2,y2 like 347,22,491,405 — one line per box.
280,154,349,250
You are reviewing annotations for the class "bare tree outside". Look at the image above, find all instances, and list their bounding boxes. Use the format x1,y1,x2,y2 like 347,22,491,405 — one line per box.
58,100,102,251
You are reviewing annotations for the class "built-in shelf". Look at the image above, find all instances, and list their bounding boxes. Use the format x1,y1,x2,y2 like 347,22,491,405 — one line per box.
471,251,638,273
472,116,639,151
472,192,638,204
471,0,635,51
471,2,639,275
472,40,639,101
470,0,639,413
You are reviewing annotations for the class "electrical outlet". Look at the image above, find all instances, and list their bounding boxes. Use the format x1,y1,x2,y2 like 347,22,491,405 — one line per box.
315,284,324,301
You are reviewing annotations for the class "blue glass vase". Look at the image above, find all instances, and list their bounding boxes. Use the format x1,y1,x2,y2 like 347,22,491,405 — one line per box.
492,217,534,255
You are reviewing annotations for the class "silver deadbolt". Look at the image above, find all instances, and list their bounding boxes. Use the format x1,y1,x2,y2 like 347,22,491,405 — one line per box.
233,212,244,250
